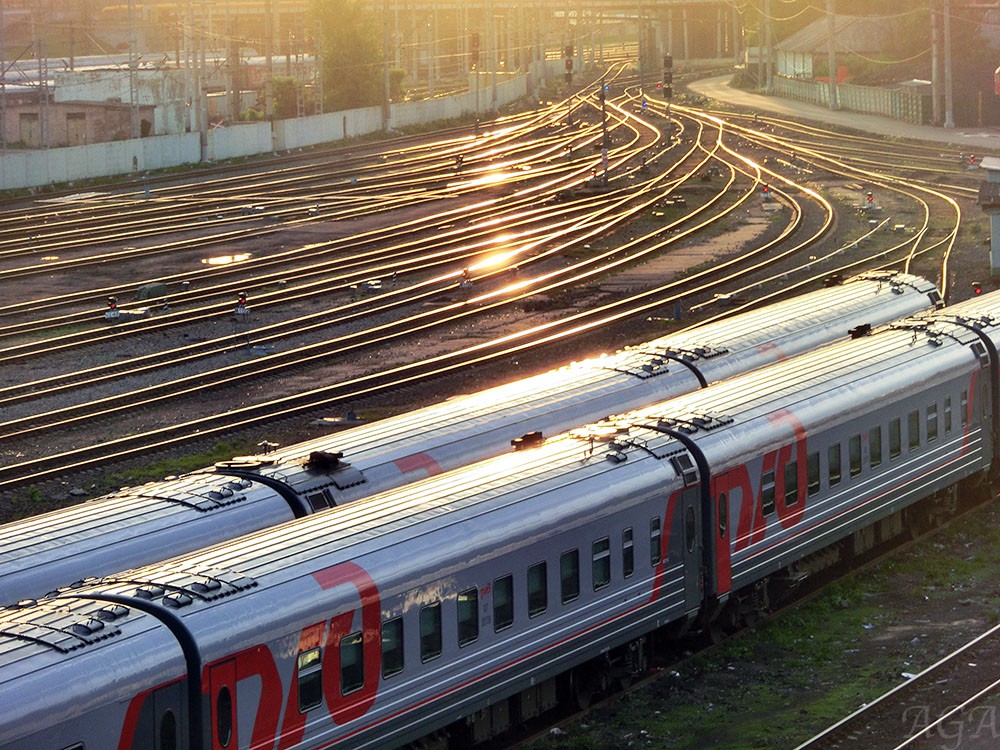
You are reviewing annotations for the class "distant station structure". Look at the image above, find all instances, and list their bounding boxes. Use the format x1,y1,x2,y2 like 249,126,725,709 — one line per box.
978,156,1000,277
0,0,741,153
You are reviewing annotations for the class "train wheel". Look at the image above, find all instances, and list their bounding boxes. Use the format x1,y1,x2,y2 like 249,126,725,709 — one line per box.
565,661,609,710
568,668,594,710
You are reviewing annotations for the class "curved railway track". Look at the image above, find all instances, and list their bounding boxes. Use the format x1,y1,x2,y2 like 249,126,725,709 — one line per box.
0,75,981,504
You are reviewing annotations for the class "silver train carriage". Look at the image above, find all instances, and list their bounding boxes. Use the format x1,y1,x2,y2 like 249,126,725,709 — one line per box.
2,287,996,750
0,272,941,606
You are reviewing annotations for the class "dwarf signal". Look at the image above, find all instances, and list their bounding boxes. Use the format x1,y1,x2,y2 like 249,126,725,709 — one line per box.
235,292,249,316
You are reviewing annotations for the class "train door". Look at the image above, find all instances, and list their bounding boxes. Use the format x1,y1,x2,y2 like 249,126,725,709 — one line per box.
680,487,702,612
151,682,186,750
209,660,238,750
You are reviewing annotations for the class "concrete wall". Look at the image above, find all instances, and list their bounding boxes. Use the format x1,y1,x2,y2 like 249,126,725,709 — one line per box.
207,122,274,161
0,133,201,188
1,70,533,191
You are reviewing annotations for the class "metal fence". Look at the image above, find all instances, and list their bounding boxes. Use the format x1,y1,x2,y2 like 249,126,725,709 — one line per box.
772,76,927,125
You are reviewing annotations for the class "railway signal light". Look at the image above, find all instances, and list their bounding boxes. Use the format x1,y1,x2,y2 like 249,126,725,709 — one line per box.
762,183,771,198
470,33,480,68
973,281,983,296
866,191,874,209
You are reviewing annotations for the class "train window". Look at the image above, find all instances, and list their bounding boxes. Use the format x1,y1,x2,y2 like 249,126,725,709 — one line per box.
849,435,862,477
622,529,634,579
216,686,233,748
685,506,696,553
528,562,548,617
889,418,901,460
297,647,323,711
908,410,920,451
494,575,514,632
649,518,662,565
761,470,775,515
784,460,798,506
807,452,819,496
944,397,953,434
458,587,479,646
717,493,728,537
869,426,882,469
381,618,404,678
160,711,177,750
592,537,611,590
340,632,365,695
561,550,580,604
420,603,442,663
927,403,938,443
828,445,841,487
961,391,968,427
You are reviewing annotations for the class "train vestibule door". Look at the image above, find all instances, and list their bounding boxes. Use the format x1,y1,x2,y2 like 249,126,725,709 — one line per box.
151,681,186,750
209,660,239,750
681,487,702,612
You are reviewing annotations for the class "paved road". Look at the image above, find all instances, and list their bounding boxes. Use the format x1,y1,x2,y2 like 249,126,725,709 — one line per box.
688,74,1000,154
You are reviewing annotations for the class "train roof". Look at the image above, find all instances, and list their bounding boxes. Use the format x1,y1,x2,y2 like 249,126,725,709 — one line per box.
0,270,940,608
223,271,937,480
31,292,994,617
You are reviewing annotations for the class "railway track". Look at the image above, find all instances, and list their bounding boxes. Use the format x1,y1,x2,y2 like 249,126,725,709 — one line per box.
795,620,1000,749
0,76,973,508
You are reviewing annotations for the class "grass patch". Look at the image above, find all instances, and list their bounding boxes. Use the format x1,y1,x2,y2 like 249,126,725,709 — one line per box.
4,439,262,522
101,440,260,490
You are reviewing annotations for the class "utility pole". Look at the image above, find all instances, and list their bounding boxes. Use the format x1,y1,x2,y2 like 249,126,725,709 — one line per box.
826,0,838,110
1,0,6,154
943,0,955,128
32,11,49,149
764,0,773,93
490,0,498,114
382,0,390,131
264,0,273,119
931,1,941,125
128,0,139,139
199,0,208,160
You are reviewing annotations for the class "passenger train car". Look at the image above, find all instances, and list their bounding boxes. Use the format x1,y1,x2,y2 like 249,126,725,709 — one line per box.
0,271,941,606
1,288,997,750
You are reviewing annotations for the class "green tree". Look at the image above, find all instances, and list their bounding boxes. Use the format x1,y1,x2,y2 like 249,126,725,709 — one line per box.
273,77,300,119
313,0,383,112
